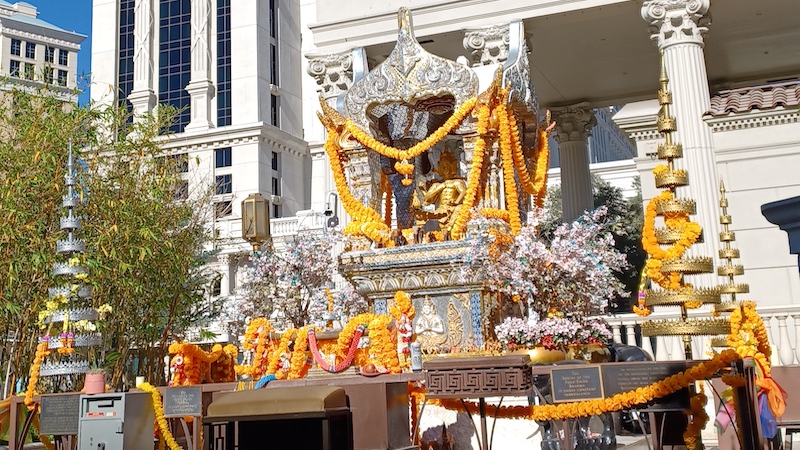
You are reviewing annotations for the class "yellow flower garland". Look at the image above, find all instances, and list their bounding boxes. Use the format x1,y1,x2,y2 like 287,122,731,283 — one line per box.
451,103,491,239
368,315,401,373
322,128,393,246
427,349,740,422
288,326,311,380
640,189,702,296
268,329,294,379
24,341,50,407
683,382,708,450
139,382,183,450
344,98,477,161
497,100,522,234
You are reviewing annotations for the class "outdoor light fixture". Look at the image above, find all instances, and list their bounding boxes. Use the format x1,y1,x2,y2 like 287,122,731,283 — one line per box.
241,193,271,253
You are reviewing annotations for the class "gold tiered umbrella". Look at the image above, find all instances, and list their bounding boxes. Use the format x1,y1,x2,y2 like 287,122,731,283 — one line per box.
638,57,728,359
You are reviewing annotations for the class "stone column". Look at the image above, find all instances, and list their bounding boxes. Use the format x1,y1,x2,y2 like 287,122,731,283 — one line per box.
642,0,720,260
307,47,367,109
463,24,510,67
185,0,214,131
128,0,156,118
553,105,596,222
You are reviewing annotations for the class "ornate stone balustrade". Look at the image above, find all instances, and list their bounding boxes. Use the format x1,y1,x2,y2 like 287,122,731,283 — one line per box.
605,304,800,366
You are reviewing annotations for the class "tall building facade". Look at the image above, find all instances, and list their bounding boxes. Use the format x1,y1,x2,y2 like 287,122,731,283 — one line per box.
91,0,310,303
0,1,85,100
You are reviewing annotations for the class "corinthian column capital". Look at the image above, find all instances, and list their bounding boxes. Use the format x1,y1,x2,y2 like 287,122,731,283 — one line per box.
642,0,711,49
552,106,597,144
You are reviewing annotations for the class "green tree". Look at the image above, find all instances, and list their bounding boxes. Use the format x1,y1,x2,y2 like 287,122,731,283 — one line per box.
0,86,217,393
541,175,645,313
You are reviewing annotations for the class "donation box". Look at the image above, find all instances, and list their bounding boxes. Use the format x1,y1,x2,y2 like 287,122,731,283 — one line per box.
77,392,154,450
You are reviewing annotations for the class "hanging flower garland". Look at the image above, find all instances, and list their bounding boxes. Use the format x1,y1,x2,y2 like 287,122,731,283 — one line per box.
368,315,401,373
24,341,50,407
211,344,238,383
309,325,365,372
287,326,311,380
497,100,522,234
426,349,741,422
322,128,393,246
381,172,393,227
268,328,295,380
344,97,477,162
139,382,183,450
640,189,701,292
451,101,492,239
683,382,708,450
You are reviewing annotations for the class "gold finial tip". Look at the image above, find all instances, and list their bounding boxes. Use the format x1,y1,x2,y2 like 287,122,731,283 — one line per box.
659,53,669,84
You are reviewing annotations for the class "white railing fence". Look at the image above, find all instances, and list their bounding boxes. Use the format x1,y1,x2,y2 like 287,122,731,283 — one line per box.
606,304,800,366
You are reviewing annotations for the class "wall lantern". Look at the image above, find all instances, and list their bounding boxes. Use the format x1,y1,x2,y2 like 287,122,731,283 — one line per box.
241,193,271,253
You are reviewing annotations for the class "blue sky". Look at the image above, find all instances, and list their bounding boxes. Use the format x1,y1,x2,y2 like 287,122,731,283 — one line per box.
33,0,92,105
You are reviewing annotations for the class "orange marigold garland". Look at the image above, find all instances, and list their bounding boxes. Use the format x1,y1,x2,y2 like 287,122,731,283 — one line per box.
451,102,491,239
344,98,477,162
368,315,401,373
139,382,183,450
683,382,708,450
287,326,312,380
429,349,740,422
322,128,392,246
24,341,50,407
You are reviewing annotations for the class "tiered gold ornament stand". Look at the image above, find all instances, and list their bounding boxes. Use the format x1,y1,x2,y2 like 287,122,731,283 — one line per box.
639,59,727,360
711,181,750,347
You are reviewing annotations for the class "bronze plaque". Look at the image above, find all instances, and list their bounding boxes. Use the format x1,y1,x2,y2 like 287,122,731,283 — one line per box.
602,362,689,411
551,366,603,403
163,386,202,417
39,394,81,435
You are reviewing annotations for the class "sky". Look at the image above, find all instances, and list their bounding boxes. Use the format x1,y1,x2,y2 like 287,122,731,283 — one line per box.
32,0,93,105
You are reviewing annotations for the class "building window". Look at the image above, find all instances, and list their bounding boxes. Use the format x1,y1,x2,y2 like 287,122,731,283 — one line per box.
44,68,53,84
172,180,189,200
24,63,34,80
45,46,55,63
25,42,35,59
271,151,279,170
270,94,279,127
273,203,281,218
270,44,278,85
170,153,189,172
271,176,280,196
57,70,68,86
216,0,232,126
10,39,21,56
58,49,69,66
269,0,277,39
158,0,192,133
9,60,19,77
215,174,232,195
210,277,222,296
215,201,232,218
215,147,231,168
118,0,135,119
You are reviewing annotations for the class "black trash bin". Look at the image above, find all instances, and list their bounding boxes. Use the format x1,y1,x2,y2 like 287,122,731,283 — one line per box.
203,385,353,450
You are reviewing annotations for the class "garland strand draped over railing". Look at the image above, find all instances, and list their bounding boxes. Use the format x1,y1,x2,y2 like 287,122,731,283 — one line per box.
415,302,780,450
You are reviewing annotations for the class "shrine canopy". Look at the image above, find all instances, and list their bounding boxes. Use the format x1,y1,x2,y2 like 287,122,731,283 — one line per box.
317,7,550,248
